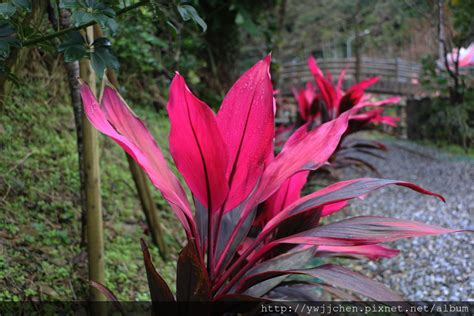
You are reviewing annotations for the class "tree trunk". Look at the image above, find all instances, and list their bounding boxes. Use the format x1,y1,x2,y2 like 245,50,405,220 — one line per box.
437,0,463,104
64,60,88,246
80,27,105,305
58,9,88,247
93,25,168,258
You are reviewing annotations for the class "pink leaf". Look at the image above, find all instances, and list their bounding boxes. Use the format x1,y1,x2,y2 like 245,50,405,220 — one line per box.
167,73,228,212
321,200,348,217
317,244,400,260
262,178,445,236
275,216,464,246
254,111,351,205
260,170,309,223
292,87,309,121
81,83,195,237
217,55,274,212
307,56,324,78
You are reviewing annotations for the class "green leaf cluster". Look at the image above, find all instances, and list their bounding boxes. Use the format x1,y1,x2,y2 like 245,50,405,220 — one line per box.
57,31,119,76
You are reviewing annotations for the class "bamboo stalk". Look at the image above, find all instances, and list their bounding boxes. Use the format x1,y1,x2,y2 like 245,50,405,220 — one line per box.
93,25,168,259
80,27,105,304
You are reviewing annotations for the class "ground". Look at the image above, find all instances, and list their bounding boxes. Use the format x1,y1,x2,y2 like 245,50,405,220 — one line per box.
339,138,473,301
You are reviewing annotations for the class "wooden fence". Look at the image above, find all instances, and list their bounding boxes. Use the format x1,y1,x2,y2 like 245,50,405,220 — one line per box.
279,57,422,95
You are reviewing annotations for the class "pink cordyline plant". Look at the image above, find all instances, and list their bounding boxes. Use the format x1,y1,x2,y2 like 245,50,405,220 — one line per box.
278,57,403,172
307,56,400,128
279,57,400,140
80,55,468,307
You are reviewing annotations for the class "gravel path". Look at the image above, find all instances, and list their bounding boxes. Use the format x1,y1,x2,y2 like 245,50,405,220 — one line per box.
338,139,473,301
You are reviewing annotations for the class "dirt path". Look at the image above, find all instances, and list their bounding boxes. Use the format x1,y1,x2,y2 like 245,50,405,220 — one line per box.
339,139,473,300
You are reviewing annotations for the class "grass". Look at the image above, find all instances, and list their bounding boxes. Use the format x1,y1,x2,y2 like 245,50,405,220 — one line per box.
0,74,184,301
411,139,474,159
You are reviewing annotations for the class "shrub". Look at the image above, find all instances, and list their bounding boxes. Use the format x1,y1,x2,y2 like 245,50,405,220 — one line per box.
80,55,468,307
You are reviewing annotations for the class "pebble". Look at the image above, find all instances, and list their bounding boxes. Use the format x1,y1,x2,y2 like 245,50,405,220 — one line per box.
338,139,473,301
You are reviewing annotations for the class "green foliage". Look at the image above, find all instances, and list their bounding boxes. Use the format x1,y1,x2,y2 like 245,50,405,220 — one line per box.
449,0,474,47
59,0,118,34
177,3,207,32
0,0,207,81
416,92,474,148
420,55,451,95
0,22,21,65
0,0,31,19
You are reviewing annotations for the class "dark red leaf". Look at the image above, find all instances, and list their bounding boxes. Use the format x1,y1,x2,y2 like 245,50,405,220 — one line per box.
177,242,211,302
238,247,315,297
262,178,445,237
237,264,402,301
90,280,125,315
276,216,465,246
308,264,402,301
140,239,175,303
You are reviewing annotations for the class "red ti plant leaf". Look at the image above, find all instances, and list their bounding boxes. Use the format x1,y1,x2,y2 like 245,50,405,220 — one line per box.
307,55,324,79
211,178,448,294
236,264,403,301
321,200,348,217
309,264,403,301
338,77,380,114
80,83,196,240
316,244,400,260
177,242,211,302
239,247,316,297
259,170,309,224
90,281,125,315
216,54,274,212
255,111,351,204
273,216,466,247
262,178,445,236
140,239,175,303
167,73,229,213
292,82,318,121
213,111,351,271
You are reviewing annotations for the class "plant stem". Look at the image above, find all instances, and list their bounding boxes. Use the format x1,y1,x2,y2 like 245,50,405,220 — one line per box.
22,0,150,47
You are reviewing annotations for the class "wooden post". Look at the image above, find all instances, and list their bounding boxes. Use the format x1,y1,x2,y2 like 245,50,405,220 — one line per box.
80,27,105,304
93,25,168,258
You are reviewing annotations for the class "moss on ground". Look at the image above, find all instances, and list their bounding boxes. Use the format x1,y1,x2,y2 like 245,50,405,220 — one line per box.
0,75,184,301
